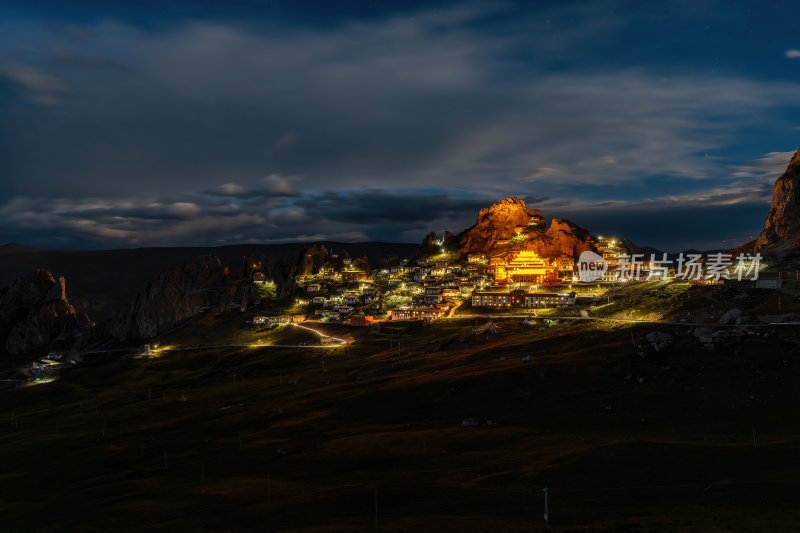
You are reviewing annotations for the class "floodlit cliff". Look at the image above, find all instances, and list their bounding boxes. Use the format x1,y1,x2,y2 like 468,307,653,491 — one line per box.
458,197,543,254
455,197,596,258
754,148,800,256
526,218,597,258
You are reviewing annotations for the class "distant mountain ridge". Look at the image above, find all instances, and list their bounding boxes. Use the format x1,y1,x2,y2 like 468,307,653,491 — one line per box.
0,243,45,255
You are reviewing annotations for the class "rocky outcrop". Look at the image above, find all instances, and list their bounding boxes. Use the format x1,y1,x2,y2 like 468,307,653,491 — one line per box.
300,244,329,277
455,197,596,259
106,255,234,341
261,246,306,298
418,230,458,257
421,231,438,250
754,148,800,255
522,218,597,259
106,248,310,341
458,197,544,255
0,269,93,355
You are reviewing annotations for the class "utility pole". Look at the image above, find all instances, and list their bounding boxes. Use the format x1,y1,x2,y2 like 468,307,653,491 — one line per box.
543,487,550,530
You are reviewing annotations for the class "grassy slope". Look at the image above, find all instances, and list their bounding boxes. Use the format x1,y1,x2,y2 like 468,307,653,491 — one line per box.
1,284,800,532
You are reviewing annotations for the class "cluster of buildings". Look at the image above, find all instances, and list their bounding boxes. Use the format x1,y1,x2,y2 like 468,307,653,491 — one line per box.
253,236,646,324
293,256,494,323
248,235,769,328
292,247,590,321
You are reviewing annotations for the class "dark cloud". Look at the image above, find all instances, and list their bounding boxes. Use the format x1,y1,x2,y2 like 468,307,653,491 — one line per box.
0,2,797,249
295,191,492,224
204,175,301,199
0,63,70,105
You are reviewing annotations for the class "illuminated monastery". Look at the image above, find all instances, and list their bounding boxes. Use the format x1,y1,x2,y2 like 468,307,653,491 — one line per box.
489,249,558,284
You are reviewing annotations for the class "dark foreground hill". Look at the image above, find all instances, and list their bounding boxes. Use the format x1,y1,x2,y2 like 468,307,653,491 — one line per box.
0,242,417,319
1,281,799,532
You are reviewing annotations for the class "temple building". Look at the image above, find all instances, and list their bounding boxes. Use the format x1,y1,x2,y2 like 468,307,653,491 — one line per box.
489,249,558,284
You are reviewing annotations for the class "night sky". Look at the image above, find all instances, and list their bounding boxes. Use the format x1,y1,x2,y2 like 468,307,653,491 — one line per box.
2,1,800,251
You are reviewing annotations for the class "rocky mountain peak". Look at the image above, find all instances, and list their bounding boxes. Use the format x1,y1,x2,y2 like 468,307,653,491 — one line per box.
456,197,595,258
476,197,543,226
754,147,800,255
459,197,544,254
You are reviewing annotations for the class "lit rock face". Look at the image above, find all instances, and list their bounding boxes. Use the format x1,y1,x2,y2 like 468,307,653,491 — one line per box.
528,218,596,259
0,269,93,355
754,148,800,255
457,197,595,258
458,197,542,254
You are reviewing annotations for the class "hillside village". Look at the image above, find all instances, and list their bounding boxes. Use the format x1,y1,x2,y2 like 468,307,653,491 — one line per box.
233,197,777,332
252,229,769,329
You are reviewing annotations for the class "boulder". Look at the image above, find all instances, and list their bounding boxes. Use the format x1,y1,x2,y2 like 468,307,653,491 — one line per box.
645,331,673,352
718,308,743,325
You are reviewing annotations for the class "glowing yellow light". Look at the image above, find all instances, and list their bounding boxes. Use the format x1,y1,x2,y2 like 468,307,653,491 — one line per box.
23,377,57,387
